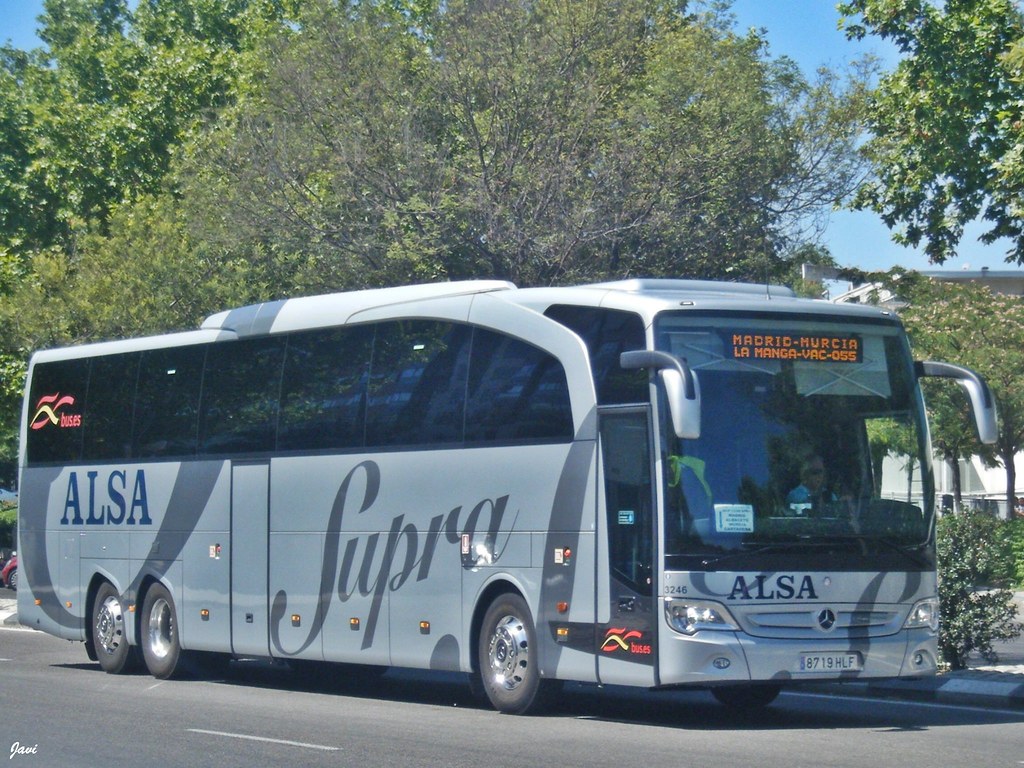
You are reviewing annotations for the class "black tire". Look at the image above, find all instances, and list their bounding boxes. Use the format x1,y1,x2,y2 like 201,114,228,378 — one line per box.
84,636,98,662
6,568,15,591
92,582,137,674
476,593,551,715
711,683,782,709
140,583,185,679
467,666,488,704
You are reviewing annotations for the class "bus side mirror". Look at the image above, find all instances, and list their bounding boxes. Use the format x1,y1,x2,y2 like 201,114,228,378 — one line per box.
620,350,701,439
916,360,999,445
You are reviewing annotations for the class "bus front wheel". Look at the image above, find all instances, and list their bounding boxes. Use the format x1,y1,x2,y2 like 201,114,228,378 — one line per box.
141,583,184,679
477,593,551,715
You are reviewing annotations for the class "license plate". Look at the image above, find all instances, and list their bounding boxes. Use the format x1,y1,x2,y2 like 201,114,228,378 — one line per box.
798,652,862,673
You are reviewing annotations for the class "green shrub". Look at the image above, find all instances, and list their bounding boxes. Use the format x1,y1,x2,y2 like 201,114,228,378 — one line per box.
989,516,1021,587
1007,518,1024,588
937,511,1022,669
0,503,15,551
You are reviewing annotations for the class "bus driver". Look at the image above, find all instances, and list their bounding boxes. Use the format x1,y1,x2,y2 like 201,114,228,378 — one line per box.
786,454,836,515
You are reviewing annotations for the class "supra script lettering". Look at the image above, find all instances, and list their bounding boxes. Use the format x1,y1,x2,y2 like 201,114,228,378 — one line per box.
270,460,512,656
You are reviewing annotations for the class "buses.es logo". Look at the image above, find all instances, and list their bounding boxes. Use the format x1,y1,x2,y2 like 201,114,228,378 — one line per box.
30,393,82,430
601,627,652,655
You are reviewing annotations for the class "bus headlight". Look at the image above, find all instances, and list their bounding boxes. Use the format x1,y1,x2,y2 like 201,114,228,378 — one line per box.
665,598,740,635
903,598,940,633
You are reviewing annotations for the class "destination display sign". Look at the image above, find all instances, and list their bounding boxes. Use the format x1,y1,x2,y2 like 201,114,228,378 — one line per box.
730,332,862,363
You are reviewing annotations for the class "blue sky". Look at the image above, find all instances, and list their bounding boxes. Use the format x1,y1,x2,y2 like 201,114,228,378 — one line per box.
2,0,1020,276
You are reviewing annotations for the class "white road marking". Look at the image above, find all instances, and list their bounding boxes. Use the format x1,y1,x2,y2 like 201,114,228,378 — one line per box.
187,729,340,752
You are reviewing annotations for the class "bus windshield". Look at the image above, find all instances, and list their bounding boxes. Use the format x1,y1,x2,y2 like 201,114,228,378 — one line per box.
655,313,934,570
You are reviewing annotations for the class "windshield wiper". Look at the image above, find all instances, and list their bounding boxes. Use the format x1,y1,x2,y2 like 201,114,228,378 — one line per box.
829,534,932,569
699,538,824,568
697,534,931,570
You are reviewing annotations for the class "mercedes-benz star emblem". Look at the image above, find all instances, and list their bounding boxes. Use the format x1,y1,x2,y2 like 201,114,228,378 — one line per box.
817,608,837,631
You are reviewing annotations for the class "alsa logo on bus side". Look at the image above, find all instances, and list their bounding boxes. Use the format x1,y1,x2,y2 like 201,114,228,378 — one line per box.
60,470,152,526
30,393,82,430
727,574,818,601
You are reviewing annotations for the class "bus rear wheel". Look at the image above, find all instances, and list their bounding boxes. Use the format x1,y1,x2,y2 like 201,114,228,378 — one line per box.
92,582,137,674
141,583,184,679
477,593,551,715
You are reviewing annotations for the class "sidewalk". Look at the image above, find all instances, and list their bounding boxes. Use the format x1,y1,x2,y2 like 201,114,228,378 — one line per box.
1,594,17,627
2,593,1022,708
852,664,1024,708
839,591,1024,709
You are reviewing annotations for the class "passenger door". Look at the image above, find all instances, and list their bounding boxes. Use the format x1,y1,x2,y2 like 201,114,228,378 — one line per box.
230,461,270,657
597,407,657,686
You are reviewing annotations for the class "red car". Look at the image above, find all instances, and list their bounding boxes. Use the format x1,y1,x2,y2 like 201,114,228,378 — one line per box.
1,553,16,590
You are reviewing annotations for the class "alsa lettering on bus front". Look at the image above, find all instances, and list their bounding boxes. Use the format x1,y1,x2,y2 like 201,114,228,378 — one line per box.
728,574,818,601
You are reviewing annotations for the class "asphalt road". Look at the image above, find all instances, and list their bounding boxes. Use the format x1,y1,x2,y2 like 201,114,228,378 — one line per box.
2,625,1023,768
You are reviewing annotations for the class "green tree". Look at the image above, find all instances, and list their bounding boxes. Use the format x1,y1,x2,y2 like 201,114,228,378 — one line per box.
839,0,1024,263
0,0,299,263
68,193,268,340
182,0,871,287
893,272,1024,516
866,416,919,500
0,0,300,475
182,0,443,290
0,46,53,269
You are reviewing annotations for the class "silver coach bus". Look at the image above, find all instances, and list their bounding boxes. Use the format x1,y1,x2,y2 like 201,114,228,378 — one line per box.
17,279,997,714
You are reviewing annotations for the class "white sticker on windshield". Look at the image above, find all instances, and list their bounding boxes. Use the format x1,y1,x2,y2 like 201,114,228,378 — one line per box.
714,504,754,533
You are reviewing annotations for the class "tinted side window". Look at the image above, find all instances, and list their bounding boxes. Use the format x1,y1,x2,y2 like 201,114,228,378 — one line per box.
544,305,647,404
465,329,573,443
133,346,206,458
82,353,139,461
365,321,471,447
199,337,285,455
278,326,373,451
26,359,89,464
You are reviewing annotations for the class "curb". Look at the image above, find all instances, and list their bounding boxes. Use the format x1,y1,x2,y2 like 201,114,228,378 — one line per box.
805,671,1024,709
862,673,1024,708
